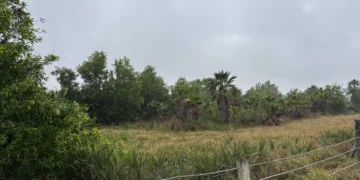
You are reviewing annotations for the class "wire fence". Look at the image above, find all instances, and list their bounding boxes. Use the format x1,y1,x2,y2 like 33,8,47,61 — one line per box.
260,147,359,180
326,161,360,177
161,137,359,180
161,167,237,180
250,137,356,167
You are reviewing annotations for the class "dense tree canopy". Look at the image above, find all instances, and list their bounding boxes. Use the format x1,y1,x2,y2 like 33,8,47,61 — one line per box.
51,54,356,126
0,1,100,179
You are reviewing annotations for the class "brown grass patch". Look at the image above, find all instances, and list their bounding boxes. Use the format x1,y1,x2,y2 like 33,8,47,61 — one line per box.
100,114,360,154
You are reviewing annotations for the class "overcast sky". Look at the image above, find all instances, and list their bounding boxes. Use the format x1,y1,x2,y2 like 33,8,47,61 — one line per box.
26,0,360,93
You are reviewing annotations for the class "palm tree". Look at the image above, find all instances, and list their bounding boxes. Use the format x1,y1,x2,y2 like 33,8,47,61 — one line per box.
209,70,237,123
348,79,360,94
348,79,360,109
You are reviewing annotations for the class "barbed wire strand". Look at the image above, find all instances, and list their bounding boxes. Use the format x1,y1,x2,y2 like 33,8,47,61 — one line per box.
326,161,360,177
260,147,358,180
161,138,357,180
161,167,237,180
250,137,356,167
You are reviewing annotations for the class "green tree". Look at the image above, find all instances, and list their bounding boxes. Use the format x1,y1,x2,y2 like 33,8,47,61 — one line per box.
305,85,321,112
51,67,80,100
242,81,283,125
169,78,210,120
324,84,348,114
228,86,242,107
138,65,169,120
104,57,143,124
169,78,191,119
306,84,348,114
284,89,311,119
209,70,237,123
347,79,360,110
77,51,108,121
0,1,100,178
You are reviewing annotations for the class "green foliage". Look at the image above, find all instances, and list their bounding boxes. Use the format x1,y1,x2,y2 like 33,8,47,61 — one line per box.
306,84,349,114
209,70,237,123
77,51,108,121
0,1,101,178
230,106,264,125
284,89,311,119
169,78,210,120
4,0,360,179
1,83,101,178
138,65,169,120
325,84,349,114
240,81,283,125
51,67,79,100
73,54,144,124
104,57,143,124
199,102,221,121
347,79,360,111
320,128,354,145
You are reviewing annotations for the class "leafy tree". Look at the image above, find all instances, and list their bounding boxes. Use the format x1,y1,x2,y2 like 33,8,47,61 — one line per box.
347,79,360,110
242,81,283,125
324,84,348,114
51,67,80,100
138,65,169,120
103,57,143,124
169,78,191,119
228,86,242,107
77,51,108,121
284,89,311,119
254,80,282,98
306,84,348,114
348,79,360,91
169,78,211,120
0,1,100,178
305,85,322,112
209,70,237,123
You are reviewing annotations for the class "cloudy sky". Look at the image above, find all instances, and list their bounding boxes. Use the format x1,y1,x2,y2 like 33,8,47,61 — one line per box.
26,0,360,93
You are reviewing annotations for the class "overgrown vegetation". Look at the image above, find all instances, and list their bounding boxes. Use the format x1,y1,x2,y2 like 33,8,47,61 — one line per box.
95,115,360,179
2,1,360,179
50,43,360,127
0,1,101,179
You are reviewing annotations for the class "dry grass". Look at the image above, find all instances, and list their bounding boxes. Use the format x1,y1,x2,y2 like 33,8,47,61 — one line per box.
92,114,360,179
100,114,360,154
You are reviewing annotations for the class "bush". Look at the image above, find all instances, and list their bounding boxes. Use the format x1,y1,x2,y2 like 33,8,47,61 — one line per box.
0,1,102,178
0,84,101,179
199,102,221,122
230,107,265,126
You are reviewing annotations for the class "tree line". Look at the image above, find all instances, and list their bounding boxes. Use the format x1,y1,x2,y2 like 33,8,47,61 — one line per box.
2,1,360,179
52,51,360,126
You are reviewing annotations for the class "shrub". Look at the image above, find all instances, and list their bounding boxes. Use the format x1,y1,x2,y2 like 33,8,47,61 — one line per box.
0,84,101,179
230,107,265,126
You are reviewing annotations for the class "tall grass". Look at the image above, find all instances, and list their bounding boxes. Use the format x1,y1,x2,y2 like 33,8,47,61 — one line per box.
72,127,359,180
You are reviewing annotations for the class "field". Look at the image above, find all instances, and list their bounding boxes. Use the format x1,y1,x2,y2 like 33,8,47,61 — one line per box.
101,115,358,153
97,114,360,179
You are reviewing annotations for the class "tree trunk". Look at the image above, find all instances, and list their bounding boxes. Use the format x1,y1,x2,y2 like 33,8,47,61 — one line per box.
217,93,230,123
262,113,281,126
177,99,186,120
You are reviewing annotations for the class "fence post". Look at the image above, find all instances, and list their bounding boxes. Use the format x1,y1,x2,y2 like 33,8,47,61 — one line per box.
355,120,360,161
237,159,250,180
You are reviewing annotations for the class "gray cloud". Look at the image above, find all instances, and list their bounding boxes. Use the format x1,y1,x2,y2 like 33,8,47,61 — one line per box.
27,0,360,93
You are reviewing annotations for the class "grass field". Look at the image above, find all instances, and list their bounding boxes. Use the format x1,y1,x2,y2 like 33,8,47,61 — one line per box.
96,115,360,179
100,115,358,153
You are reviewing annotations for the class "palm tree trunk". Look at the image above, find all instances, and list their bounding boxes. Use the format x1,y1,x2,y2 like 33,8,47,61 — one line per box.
217,93,230,123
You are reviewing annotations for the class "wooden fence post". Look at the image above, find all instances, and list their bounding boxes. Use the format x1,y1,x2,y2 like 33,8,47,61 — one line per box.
237,159,250,180
355,120,360,161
